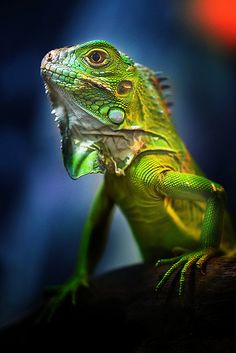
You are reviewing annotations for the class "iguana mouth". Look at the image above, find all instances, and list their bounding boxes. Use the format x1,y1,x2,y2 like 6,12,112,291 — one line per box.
43,79,128,139
41,65,78,86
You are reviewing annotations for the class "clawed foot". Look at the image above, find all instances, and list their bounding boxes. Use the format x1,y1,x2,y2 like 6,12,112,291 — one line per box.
155,248,218,296
38,274,89,322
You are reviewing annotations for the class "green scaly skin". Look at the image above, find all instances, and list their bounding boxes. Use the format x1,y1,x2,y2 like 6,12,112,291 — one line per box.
41,40,235,318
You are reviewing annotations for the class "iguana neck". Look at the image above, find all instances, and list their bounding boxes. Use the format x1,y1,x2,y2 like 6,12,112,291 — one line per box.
124,65,184,152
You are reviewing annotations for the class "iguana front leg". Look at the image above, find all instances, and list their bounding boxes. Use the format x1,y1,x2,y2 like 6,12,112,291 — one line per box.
47,181,114,317
155,171,226,295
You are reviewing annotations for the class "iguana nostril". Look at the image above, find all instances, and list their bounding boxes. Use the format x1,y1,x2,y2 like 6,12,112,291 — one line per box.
47,52,53,62
41,49,60,68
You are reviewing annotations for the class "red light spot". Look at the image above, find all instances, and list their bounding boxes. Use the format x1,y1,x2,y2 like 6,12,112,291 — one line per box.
191,0,236,47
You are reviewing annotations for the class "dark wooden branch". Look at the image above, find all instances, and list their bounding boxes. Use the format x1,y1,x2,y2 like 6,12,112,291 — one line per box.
1,255,236,351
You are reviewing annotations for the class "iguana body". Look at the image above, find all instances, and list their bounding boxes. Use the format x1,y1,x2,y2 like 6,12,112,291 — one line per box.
41,40,235,309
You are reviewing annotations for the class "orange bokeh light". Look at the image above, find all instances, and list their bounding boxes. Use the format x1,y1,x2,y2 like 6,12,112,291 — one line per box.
190,0,236,47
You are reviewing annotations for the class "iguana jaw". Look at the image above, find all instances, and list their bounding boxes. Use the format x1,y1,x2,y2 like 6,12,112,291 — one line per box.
42,79,150,178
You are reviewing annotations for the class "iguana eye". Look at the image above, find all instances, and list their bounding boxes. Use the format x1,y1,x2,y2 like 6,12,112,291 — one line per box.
85,49,108,67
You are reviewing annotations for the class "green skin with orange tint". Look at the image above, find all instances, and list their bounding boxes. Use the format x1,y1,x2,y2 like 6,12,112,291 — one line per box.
41,40,235,314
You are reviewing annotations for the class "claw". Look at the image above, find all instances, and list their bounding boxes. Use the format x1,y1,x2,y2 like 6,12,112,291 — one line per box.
196,252,212,275
36,289,65,324
155,255,181,267
178,256,198,295
155,258,184,292
155,248,217,295
37,274,89,322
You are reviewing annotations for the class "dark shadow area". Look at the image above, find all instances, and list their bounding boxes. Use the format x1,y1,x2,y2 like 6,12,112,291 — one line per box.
1,258,236,351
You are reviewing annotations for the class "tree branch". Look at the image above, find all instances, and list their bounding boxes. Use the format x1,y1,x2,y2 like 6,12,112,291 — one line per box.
1,255,236,351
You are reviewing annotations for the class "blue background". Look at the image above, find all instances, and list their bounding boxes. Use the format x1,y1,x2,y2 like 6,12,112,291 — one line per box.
1,0,236,326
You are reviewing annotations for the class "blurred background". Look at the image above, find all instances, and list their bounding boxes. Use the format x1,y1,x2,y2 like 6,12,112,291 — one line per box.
1,0,236,327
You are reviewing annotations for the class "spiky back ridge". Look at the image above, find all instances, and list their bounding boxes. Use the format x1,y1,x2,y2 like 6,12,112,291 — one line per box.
149,71,173,115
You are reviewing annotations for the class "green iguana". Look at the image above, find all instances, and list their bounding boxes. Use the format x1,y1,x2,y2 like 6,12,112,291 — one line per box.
41,40,235,313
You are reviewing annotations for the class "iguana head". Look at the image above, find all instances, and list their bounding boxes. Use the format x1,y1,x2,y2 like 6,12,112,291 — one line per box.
41,40,173,178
